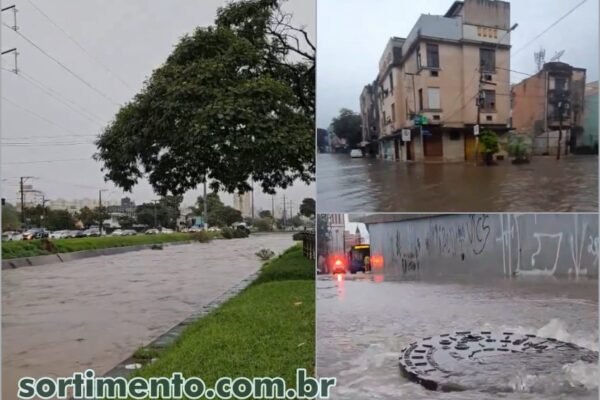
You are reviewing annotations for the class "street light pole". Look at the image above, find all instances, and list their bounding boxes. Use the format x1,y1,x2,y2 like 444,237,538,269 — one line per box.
203,179,208,231
98,189,107,235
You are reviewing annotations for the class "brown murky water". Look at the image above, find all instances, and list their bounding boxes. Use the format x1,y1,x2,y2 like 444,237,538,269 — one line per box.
2,235,293,399
317,154,598,212
317,274,598,400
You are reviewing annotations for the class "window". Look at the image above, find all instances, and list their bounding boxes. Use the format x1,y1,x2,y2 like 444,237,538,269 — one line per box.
449,130,460,140
416,46,422,69
418,89,423,111
433,115,441,121
427,87,441,110
391,103,395,122
481,90,496,111
383,110,387,125
430,70,439,77
426,44,439,68
389,72,394,94
486,115,493,121
480,48,496,72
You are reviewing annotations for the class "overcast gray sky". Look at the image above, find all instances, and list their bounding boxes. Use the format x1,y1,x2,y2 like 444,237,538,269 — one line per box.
1,0,315,211
317,0,599,128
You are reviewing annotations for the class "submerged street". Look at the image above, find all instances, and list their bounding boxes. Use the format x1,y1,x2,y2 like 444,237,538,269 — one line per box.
317,274,598,400
317,154,598,212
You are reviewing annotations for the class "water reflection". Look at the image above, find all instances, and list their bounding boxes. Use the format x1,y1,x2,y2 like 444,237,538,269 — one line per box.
317,154,598,212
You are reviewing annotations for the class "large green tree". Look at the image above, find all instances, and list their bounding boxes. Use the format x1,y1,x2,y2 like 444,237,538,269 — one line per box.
299,197,315,217
2,204,19,231
331,108,362,147
194,193,243,227
95,0,314,197
45,210,75,231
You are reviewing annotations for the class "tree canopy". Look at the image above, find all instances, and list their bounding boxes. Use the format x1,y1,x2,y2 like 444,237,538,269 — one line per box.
95,0,314,197
330,108,362,147
299,197,315,217
194,193,243,227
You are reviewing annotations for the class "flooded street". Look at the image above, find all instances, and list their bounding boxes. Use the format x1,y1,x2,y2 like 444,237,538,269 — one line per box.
317,154,598,212
2,234,293,399
316,274,598,400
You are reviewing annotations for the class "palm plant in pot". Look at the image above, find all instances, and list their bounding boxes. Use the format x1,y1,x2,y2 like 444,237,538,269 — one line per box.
508,134,531,164
479,129,499,165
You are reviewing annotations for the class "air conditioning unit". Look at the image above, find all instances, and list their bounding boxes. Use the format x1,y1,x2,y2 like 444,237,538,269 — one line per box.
484,74,493,81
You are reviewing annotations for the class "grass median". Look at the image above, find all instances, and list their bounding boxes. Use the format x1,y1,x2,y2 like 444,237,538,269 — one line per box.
1,233,212,260
129,244,315,398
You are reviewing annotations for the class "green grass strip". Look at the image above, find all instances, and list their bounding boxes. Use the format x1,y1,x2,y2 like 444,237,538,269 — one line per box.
1,233,207,260
129,245,315,399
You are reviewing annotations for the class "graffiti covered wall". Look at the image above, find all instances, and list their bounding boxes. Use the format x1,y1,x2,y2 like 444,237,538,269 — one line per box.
368,214,599,278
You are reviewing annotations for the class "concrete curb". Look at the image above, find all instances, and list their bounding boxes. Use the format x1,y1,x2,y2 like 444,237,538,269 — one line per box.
2,241,195,270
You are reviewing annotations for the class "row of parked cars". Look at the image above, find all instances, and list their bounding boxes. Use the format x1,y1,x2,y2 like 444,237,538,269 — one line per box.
2,227,178,241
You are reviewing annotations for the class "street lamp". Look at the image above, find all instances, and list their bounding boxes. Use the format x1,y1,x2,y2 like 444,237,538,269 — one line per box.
98,189,108,235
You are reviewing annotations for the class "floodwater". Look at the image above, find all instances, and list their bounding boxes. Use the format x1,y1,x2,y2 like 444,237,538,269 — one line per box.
317,274,599,400
2,234,293,400
317,154,598,212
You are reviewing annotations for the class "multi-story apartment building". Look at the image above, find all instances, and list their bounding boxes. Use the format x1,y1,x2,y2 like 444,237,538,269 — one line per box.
512,61,586,155
374,0,513,162
359,80,381,156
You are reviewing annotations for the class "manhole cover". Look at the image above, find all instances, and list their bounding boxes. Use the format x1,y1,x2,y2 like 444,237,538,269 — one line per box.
399,331,598,392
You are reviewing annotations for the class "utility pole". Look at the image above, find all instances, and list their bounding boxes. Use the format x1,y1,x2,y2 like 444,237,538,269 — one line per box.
282,195,287,228
556,96,570,160
151,199,159,229
203,179,208,231
19,176,33,229
251,182,255,221
1,5,19,73
98,189,107,235
271,195,275,220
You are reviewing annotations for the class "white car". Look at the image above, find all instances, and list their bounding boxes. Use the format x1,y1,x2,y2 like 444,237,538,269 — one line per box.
161,228,174,234
111,229,124,236
350,149,363,158
2,231,22,241
49,230,69,239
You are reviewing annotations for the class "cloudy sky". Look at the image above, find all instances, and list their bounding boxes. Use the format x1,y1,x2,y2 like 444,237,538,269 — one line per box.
317,0,599,128
1,0,315,212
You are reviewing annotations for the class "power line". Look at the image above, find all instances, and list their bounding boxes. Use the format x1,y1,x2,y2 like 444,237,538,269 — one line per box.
2,133,98,140
3,157,92,164
1,95,97,136
2,22,121,107
2,67,106,125
25,0,133,91
512,0,589,56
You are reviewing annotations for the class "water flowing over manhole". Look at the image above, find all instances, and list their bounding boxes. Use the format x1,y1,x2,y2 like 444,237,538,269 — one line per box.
399,331,599,392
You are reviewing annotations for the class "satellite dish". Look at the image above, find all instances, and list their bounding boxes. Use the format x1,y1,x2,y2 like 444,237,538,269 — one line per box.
550,50,565,62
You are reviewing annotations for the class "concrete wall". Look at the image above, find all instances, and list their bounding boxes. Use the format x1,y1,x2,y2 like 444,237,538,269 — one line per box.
368,214,598,279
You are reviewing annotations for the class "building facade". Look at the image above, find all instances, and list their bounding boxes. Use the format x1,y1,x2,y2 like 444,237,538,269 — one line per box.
373,0,513,163
233,192,253,218
512,61,586,155
327,213,345,254
583,81,599,150
359,81,381,156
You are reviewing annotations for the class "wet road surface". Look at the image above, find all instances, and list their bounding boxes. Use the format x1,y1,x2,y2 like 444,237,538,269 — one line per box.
317,154,598,212
317,274,598,400
2,235,293,400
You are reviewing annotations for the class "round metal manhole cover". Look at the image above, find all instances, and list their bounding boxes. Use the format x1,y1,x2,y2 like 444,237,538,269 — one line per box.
399,331,598,392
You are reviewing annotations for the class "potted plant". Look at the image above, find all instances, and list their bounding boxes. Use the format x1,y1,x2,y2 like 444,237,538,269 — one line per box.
508,135,531,164
479,129,499,165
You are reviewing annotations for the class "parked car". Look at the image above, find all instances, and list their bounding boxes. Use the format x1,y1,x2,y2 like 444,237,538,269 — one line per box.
22,228,49,240
49,230,69,239
145,228,160,235
111,229,124,236
2,231,22,241
83,228,100,237
350,149,364,158
235,224,251,235
161,228,174,234
188,226,203,233
72,230,86,238
121,229,137,236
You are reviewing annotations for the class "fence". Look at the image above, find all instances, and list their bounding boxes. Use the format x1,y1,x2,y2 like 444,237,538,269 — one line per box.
293,230,315,261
